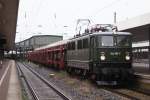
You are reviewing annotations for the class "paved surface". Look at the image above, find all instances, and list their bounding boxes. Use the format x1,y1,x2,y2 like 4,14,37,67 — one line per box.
0,60,9,81
132,59,150,74
0,60,10,100
0,60,11,100
133,63,150,75
0,60,22,100
6,60,22,100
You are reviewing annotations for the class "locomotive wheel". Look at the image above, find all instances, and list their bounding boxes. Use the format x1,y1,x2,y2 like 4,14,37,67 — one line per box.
67,67,75,75
80,69,88,79
66,67,71,74
83,70,86,76
91,74,96,80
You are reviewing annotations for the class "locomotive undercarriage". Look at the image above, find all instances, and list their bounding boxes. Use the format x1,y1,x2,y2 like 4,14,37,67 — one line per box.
66,62,134,85
92,62,134,85
66,66,88,76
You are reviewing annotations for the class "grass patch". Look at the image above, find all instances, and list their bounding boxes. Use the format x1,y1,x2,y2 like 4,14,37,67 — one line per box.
20,80,29,100
56,71,68,78
22,90,29,100
136,79,150,89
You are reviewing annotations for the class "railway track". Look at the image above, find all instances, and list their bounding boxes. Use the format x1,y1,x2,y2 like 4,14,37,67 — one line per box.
133,73,150,95
102,73,150,100
16,62,72,100
104,88,150,100
135,73,150,81
19,61,150,100
97,73,150,100
105,88,139,100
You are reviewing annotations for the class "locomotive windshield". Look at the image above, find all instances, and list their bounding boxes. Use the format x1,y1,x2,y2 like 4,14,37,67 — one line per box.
101,36,113,46
116,36,130,46
98,35,131,47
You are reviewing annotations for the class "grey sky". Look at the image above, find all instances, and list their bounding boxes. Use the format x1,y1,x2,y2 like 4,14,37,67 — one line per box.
16,0,150,42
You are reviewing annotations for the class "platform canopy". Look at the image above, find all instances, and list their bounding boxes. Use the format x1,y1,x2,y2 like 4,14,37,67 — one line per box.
117,13,150,42
117,13,150,31
0,0,19,50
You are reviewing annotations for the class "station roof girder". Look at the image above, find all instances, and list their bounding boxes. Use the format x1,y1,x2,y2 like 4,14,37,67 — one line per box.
117,13,150,31
0,0,19,50
117,13,150,42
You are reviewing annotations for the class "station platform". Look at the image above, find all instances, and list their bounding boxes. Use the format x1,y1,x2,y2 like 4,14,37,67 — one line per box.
133,60,150,75
0,60,22,100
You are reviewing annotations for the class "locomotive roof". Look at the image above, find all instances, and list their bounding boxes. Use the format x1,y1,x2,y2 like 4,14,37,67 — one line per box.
35,39,69,50
69,32,131,41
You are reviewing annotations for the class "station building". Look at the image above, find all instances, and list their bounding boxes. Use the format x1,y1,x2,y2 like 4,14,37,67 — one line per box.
15,35,63,50
13,35,63,58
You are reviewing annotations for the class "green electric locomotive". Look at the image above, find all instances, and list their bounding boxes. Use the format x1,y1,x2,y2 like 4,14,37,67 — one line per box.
66,24,133,85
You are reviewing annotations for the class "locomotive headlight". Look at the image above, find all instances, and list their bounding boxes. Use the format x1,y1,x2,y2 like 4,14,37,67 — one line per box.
100,55,106,60
125,52,130,60
100,52,106,60
125,55,130,60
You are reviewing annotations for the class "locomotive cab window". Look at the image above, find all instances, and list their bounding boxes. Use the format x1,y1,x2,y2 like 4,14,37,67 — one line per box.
98,35,131,47
98,36,114,47
116,36,130,47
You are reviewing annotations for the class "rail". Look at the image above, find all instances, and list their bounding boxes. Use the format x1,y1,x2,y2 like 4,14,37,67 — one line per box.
17,62,72,100
16,62,40,100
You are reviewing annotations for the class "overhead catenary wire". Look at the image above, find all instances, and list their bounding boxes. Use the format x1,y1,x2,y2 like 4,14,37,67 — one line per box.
88,0,122,22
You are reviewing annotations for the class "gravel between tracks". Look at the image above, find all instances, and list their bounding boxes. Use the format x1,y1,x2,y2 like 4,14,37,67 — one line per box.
25,61,128,100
